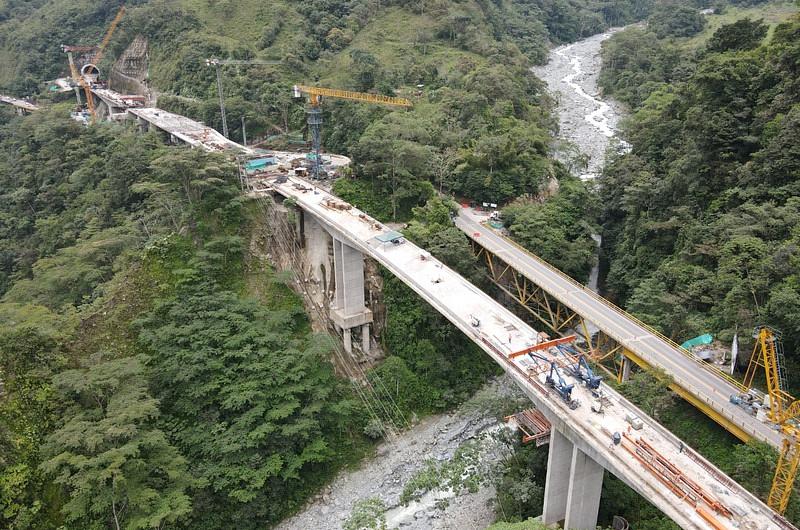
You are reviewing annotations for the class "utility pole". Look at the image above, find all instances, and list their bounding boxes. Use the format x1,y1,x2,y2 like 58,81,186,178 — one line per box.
241,115,247,146
205,58,281,140
209,60,229,138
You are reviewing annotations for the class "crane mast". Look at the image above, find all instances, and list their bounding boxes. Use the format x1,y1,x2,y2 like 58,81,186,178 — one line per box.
743,326,800,513
61,5,125,123
292,84,412,179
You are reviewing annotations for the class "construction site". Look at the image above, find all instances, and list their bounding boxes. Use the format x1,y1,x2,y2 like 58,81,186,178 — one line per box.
2,6,800,530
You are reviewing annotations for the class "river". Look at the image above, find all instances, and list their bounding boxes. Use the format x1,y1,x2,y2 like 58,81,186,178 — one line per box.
532,29,628,182
533,30,628,293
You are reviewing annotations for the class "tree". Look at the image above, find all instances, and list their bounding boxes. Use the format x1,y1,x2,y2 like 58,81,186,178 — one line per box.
618,370,676,421
40,355,192,530
136,281,360,527
706,18,767,53
0,329,66,530
503,179,597,283
150,150,231,208
355,115,435,220
648,4,705,39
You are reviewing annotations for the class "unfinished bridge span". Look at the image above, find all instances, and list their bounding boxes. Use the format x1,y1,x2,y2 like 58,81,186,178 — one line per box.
456,208,784,450
253,174,791,530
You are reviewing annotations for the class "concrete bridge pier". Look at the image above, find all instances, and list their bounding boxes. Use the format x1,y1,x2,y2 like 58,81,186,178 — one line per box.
302,214,333,308
620,355,632,383
542,429,603,530
330,237,372,354
136,116,150,133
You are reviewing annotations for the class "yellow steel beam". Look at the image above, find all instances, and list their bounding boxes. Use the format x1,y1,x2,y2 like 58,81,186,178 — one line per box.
769,438,799,514
294,84,412,107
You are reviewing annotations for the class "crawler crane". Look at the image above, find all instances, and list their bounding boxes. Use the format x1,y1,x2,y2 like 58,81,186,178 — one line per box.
292,85,412,179
742,326,800,514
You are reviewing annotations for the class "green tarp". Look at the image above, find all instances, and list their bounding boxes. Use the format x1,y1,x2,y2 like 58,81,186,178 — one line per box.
681,333,713,350
245,157,276,171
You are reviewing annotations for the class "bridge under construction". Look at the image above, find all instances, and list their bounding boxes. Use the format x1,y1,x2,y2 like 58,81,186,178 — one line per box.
6,79,796,528
456,207,784,449
252,172,793,530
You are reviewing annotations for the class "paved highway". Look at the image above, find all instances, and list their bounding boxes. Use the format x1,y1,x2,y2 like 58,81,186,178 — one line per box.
456,209,784,449
261,175,792,530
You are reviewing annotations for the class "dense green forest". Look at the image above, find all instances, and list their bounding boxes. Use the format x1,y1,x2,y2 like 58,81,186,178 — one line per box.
599,7,800,376
4,0,798,528
0,109,379,529
0,0,646,528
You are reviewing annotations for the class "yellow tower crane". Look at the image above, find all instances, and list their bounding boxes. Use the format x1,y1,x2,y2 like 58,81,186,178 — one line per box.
292,85,412,179
743,326,800,513
62,5,126,123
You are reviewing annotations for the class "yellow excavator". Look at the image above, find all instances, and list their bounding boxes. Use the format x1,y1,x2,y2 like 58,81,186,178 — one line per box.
292,85,412,179
743,326,800,513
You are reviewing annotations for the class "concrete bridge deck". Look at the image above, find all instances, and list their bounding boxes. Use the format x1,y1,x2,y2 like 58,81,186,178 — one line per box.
455,209,784,450
0,95,39,112
263,175,789,530
128,107,253,153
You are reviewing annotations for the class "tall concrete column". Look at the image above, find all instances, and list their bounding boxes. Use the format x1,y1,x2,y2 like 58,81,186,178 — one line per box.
564,446,604,530
620,355,632,383
330,236,372,354
343,328,352,354
332,239,366,314
362,324,371,354
542,429,572,524
542,429,604,529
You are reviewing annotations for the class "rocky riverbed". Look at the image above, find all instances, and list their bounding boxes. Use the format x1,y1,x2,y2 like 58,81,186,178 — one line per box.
275,378,525,530
533,29,628,181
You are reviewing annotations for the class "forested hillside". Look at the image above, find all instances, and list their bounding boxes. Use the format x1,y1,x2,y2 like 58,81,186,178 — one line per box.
8,0,792,528
0,1,664,528
599,8,800,382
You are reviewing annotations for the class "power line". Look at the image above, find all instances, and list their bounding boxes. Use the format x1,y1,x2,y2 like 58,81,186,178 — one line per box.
242,172,408,438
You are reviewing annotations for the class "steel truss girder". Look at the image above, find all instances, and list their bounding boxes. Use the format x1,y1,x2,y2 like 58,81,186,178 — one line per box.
472,242,624,379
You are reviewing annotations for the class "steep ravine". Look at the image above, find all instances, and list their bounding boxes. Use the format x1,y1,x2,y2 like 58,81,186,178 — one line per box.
533,30,629,293
277,32,626,530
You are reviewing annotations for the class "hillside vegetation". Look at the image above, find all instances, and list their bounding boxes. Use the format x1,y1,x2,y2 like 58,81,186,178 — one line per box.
599,8,800,377
7,0,783,528
0,1,666,528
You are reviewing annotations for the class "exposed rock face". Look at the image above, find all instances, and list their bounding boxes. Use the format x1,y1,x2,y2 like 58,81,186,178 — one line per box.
110,35,152,103
256,203,387,365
